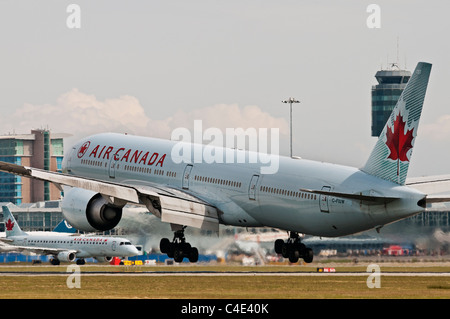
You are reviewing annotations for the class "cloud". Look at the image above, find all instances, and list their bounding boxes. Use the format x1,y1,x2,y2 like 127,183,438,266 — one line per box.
168,103,289,136
421,115,450,141
1,88,288,150
404,114,450,176
5,89,149,137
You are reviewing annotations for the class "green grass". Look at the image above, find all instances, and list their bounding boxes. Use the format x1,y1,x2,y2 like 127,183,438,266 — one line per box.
0,264,449,298
0,275,449,299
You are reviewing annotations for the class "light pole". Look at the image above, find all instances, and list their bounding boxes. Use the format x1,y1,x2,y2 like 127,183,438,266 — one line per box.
282,97,300,158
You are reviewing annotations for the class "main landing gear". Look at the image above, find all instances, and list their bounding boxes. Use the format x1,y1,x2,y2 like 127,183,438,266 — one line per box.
50,258,60,265
274,232,313,264
160,227,199,263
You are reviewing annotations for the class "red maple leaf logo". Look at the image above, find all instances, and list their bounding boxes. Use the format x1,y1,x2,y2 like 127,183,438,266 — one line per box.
77,141,90,158
5,219,14,231
385,113,414,162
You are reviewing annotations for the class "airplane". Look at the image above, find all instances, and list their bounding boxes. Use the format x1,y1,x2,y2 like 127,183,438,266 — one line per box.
0,214,76,239
53,219,77,233
0,61,447,264
0,206,140,265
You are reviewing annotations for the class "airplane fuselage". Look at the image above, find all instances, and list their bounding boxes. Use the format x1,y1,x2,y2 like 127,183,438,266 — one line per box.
64,133,425,237
6,233,138,258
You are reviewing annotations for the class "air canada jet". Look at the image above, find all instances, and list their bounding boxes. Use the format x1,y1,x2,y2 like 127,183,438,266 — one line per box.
0,215,76,239
0,62,448,264
0,206,139,265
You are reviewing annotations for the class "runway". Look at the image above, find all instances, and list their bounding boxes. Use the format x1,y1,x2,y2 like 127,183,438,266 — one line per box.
0,270,449,276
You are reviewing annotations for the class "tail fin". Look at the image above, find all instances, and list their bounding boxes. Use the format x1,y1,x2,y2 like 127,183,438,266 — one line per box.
2,206,26,237
53,219,77,233
362,62,432,185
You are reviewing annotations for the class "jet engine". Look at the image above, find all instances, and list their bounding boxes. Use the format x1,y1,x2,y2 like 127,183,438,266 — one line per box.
61,187,123,232
57,251,76,262
96,256,113,263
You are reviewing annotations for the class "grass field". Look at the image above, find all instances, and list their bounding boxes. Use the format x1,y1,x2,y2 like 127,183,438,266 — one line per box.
1,274,450,299
0,263,449,299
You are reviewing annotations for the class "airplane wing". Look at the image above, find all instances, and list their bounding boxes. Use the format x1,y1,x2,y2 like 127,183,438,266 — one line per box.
406,174,450,193
0,240,18,252
406,175,450,203
302,175,450,205
299,188,400,203
0,242,77,256
0,161,220,232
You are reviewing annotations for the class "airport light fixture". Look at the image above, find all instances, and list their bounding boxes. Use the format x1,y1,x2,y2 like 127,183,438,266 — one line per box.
282,97,300,158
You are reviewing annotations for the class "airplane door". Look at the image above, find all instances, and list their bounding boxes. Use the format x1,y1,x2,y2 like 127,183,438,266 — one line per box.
67,147,75,173
109,157,118,179
319,186,331,213
182,164,193,189
248,174,259,200
112,241,117,251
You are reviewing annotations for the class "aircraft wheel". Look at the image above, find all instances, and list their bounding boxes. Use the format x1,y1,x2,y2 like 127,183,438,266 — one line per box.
160,238,170,253
76,258,86,265
181,242,191,252
297,242,306,253
189,247,199,263
50,258,60,266
289,249,300,263
167,243,175,258
281,243,289,258
274,239,284,254
174,249,184,263
288,254,299,263
303,248,314,263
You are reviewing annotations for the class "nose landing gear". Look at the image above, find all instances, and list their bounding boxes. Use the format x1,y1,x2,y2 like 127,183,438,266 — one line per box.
160,227,199,263
274,232,313,263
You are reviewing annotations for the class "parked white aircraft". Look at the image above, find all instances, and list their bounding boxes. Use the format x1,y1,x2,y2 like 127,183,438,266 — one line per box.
0,214,76,239
0,206,139,265
0,62,447,263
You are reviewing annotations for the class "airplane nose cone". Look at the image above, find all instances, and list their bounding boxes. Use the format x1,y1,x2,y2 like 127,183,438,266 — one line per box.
130,247,140,256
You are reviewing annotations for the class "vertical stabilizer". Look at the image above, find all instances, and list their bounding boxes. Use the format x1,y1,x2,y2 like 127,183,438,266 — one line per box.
2,206,27,237
362,62,432,185
53,220,77,233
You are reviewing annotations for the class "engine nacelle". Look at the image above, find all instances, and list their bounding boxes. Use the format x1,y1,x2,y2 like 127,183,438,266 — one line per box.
96,256,113,263
57,251,76,262
61,187,123,232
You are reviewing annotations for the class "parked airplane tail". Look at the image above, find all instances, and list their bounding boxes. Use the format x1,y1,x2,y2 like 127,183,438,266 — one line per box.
362,62,432,185
2,206,27,237
53,220,77,233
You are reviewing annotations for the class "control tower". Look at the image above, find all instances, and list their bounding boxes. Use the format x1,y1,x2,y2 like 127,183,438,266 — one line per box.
371,64,411,136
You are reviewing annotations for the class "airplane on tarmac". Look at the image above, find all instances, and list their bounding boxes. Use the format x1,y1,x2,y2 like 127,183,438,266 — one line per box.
0,214,76,239
0,62,448,264
0,206,139,265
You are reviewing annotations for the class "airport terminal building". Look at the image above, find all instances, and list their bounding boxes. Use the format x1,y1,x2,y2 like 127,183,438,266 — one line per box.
0,129,67,204
0,201,63,232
